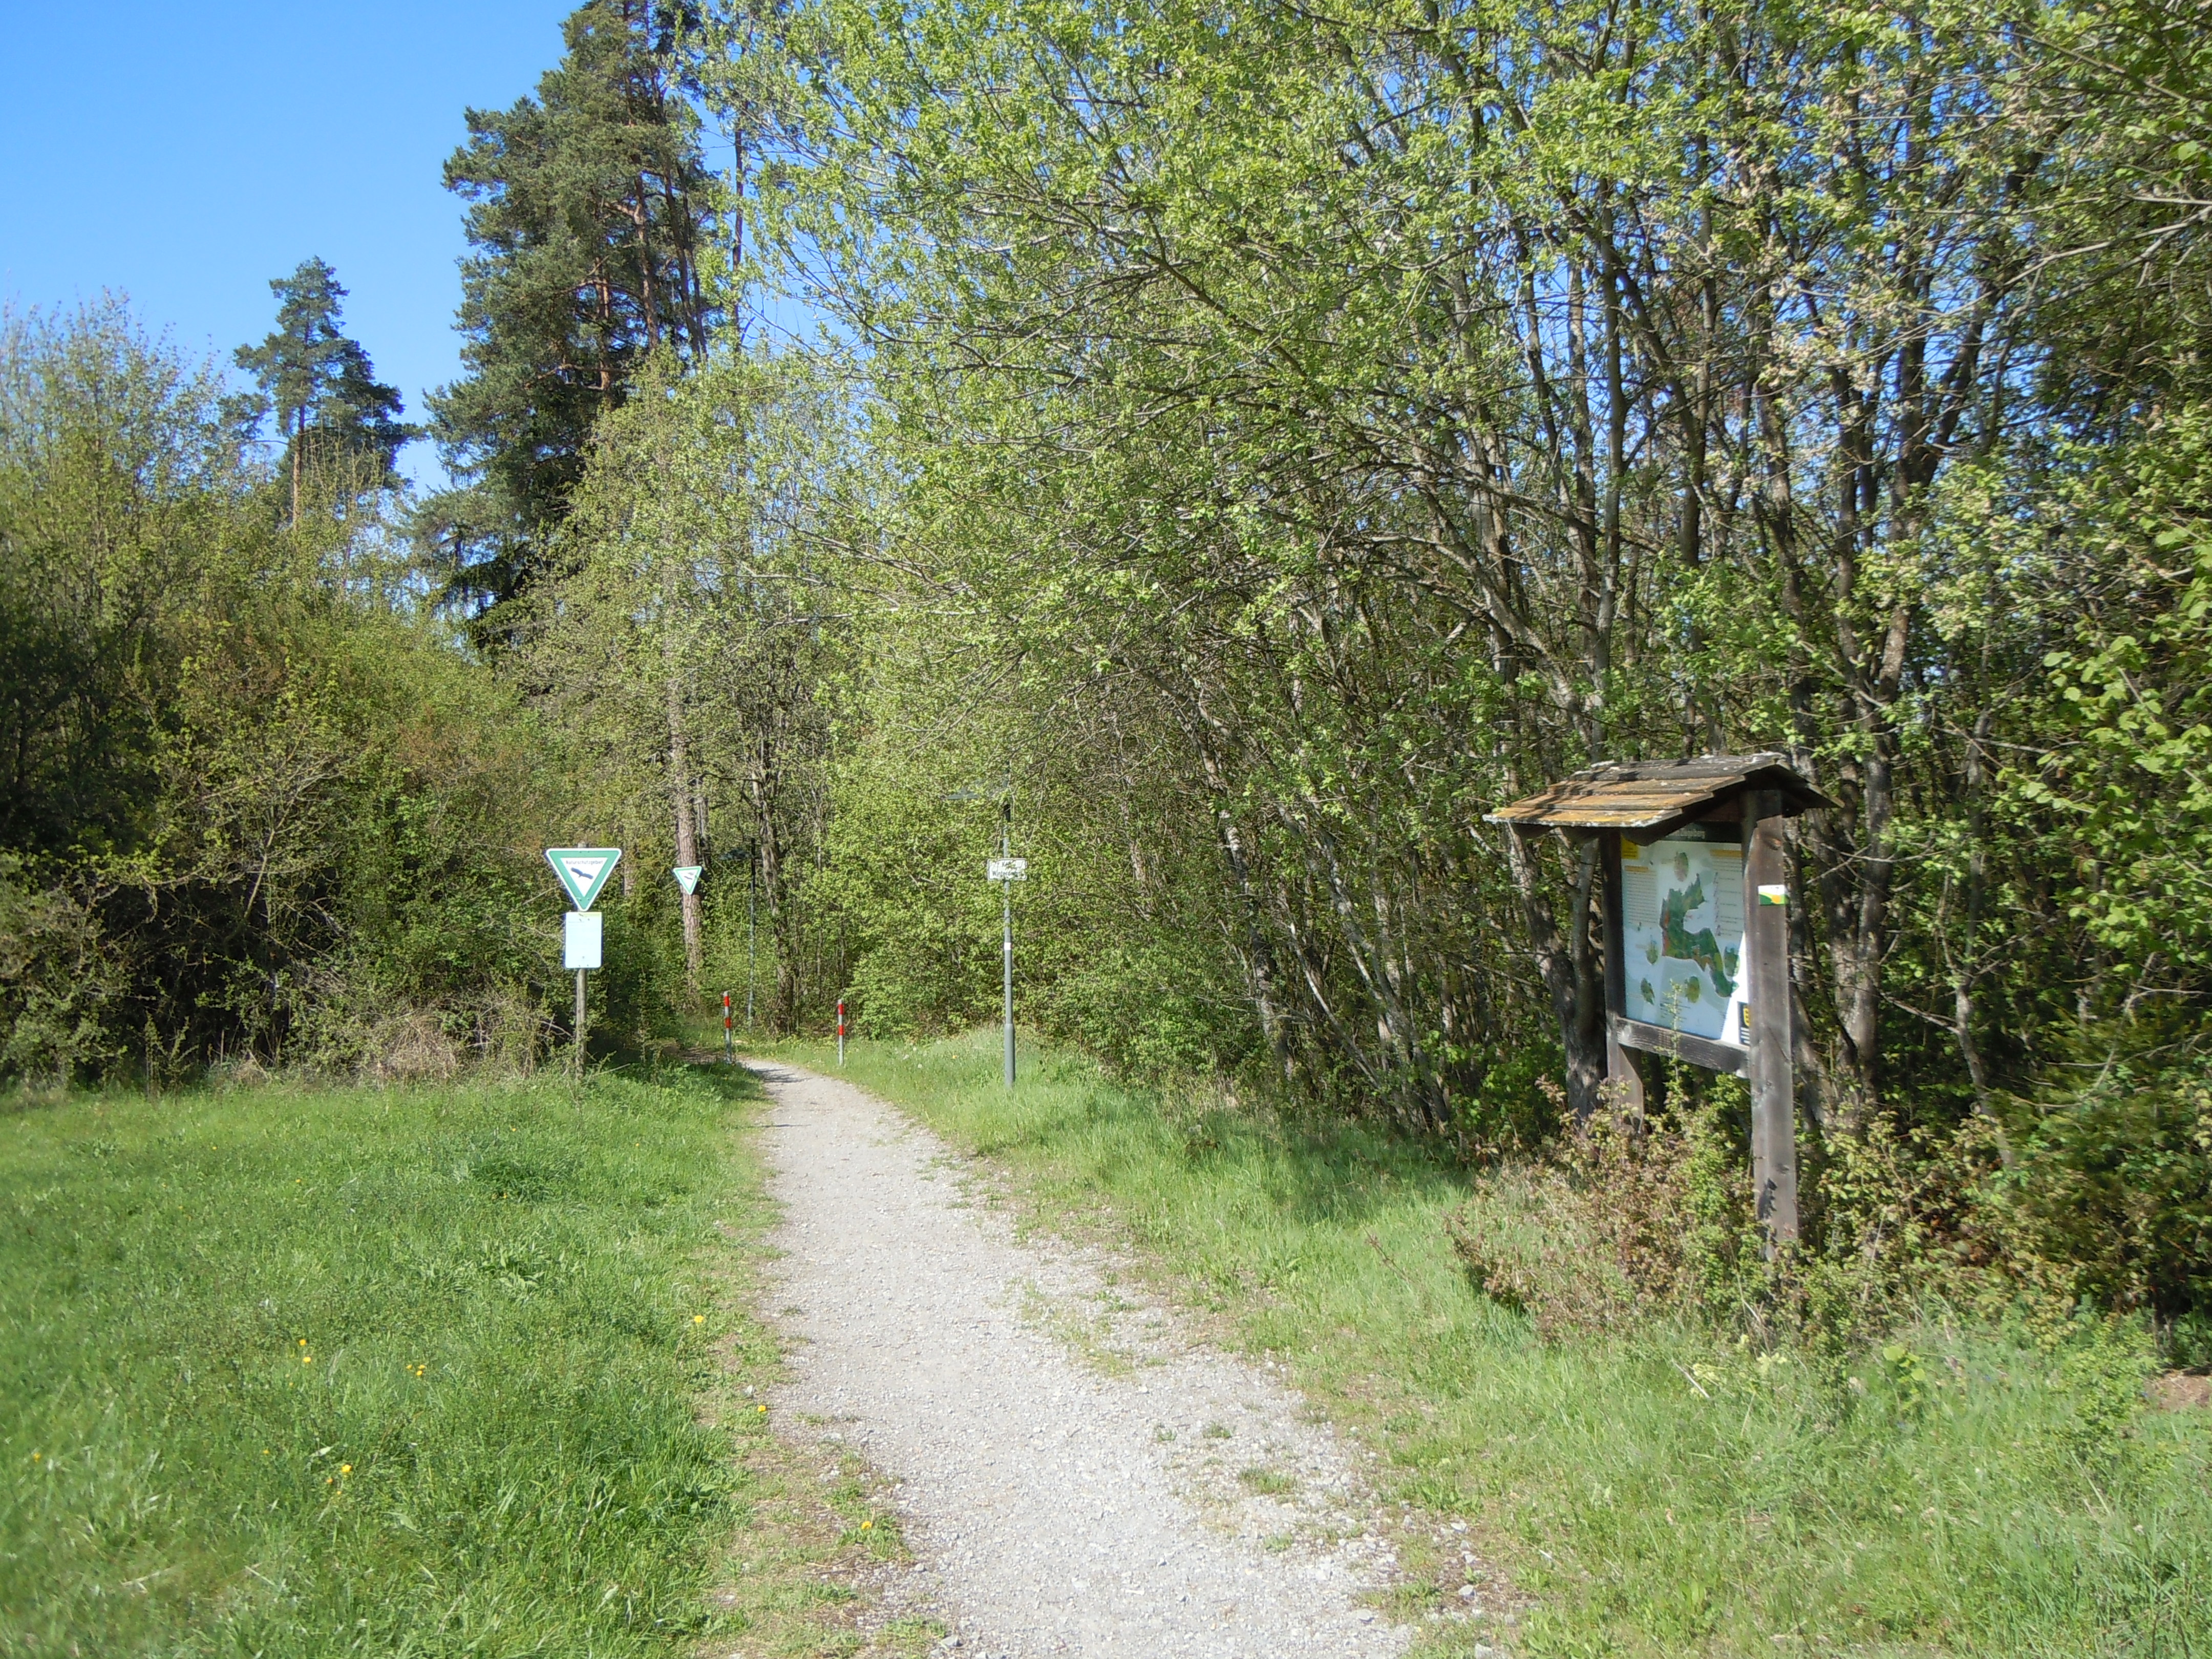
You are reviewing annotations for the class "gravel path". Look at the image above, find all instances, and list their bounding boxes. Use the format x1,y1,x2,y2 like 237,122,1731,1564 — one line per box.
750,1059,1412,1658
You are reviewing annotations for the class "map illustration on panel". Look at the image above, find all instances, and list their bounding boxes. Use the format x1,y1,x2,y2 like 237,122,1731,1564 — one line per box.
1621,830,1748,1046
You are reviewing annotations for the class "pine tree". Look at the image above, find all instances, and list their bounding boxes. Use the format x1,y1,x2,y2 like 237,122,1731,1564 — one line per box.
422,0,718,636
233,259,411,523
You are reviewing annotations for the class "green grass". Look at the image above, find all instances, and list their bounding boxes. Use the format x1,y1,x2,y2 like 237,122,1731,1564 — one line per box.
0,1063,894,1658
759,1028,2212,1658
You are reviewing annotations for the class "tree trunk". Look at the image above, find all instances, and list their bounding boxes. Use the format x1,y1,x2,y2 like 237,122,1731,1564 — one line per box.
1503,824,1607,1124
668,671,703,992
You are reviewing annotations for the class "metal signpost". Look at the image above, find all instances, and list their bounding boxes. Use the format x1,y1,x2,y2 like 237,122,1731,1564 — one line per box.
722,989,734,1060
545,847,622,1060
837,998,847,1067
987,854,1027,1088
1486,756,1830,1252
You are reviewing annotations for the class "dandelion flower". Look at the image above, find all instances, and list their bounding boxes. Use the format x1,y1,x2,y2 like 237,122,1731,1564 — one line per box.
30,1452,38,1462
694,1315,706,1325
302,1355,313,1365
756,1405,767,1414
339,1463,352,1475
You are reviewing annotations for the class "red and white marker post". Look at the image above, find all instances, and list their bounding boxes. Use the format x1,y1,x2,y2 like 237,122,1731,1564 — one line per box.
722,990,733,1061
837,999,847,1067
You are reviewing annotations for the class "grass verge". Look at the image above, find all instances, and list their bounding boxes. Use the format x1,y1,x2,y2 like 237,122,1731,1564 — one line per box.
753,1028,2212,1659
0,1062,908,1657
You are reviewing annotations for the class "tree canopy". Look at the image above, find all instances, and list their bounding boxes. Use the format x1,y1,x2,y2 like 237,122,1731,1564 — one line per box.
422,0,722,633
233,258,413,523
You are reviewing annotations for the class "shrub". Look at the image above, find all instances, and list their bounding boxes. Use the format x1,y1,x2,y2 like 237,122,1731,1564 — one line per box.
0,856,121,1087
1444,1085,1768,1341
2001,1018,2212,1332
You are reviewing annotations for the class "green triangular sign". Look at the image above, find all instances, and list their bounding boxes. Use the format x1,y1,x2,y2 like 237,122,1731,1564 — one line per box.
672,865,704,896
545,847,622,911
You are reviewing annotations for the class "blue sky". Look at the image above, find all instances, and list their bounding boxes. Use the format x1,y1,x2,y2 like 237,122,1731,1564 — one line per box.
0,2,580,483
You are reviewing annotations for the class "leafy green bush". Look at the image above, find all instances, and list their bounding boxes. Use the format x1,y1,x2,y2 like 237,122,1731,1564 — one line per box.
0,305,570,1086
2003,1019,2212,1331
1042,938,1251,1081
0,856,120,1086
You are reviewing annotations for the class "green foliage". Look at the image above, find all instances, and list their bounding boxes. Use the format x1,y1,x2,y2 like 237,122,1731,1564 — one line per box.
591,886,692,1054
513,347,853,1032
2008,409,2212,993
232,257,412,515
2004,1018,2212,1328
0,300,242,863
424,0,722,626
0,302,568,1085
0,856,120,1086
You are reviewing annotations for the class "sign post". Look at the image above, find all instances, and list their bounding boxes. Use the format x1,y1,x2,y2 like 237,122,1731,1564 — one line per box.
837,998,847,1067
1487,757,1830,1253
546,847,622,1065
722,990,733,1060
987,853,1027,1088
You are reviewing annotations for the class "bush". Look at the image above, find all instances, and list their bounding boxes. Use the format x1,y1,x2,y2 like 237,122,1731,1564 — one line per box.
0,856,120,1087
1444,1083,1769,1342
2003,1019,2212,1331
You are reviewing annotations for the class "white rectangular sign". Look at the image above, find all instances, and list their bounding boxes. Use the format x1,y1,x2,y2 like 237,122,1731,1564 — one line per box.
564,910,604,971
986,857,1028,881
1621,827,1747,1047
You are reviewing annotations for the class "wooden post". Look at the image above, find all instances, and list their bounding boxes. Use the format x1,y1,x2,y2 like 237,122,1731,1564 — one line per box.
1600,830,1646,1122
573,968,587,1075
1743,791,1798,1247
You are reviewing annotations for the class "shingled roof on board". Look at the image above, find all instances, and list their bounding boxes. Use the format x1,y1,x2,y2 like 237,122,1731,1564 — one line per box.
1484,753,1834,832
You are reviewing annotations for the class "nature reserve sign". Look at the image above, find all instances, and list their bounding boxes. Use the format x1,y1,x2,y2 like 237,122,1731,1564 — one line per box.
545,847,622,911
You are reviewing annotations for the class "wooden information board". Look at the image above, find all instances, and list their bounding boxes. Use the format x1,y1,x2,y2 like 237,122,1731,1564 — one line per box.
1490,756,1833,1250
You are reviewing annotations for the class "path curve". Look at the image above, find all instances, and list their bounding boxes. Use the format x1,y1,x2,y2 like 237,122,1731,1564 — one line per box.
749,1060,1410,1658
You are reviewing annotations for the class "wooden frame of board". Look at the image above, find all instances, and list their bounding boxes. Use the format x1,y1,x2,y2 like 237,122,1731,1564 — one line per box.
1488,755,1833,1249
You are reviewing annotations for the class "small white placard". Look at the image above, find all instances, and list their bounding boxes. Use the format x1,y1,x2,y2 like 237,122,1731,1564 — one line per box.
564,910,603,970
986,857,1028,881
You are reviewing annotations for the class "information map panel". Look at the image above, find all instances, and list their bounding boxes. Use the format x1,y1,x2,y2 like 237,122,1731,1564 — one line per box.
1621,825,1748,1047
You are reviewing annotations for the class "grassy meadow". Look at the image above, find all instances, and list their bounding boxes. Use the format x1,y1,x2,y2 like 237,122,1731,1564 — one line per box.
0,1063,902,1658
758,1029,2212,1659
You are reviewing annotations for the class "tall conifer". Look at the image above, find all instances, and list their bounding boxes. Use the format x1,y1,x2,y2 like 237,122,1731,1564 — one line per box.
422,0,717,635
234,259,411,524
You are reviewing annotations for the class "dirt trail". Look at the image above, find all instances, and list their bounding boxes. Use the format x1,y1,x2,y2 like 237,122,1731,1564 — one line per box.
748,1059,1411,1658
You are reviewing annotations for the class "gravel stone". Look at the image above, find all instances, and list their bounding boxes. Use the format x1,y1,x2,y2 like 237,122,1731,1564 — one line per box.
752,1060,1411,1657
